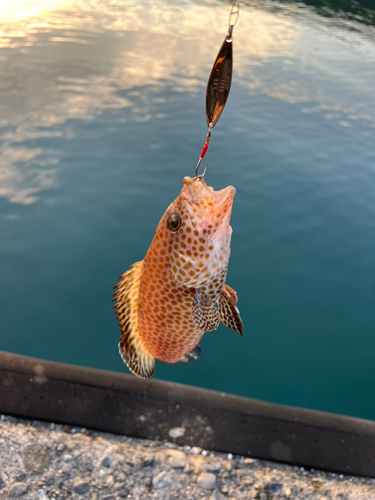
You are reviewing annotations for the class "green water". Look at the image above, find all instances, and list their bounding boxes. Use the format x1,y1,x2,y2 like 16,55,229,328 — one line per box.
1,0,375,419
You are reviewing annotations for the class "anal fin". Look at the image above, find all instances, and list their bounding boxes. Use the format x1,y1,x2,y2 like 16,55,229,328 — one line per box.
192,289,220,332
217,287,243,335
112,261,155,379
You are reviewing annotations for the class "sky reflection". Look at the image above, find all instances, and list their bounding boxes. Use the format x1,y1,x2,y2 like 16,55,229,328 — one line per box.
0,0,374,204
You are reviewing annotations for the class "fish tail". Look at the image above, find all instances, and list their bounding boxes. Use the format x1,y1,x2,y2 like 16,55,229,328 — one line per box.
112,261,155,379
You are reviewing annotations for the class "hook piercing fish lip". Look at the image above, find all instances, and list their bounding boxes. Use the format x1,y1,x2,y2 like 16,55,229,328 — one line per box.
195,161,208,179
198,163,209,179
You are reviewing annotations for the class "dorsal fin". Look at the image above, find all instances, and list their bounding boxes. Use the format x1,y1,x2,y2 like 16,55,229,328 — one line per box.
112,261,155,378
217,287,243,335
192,289,220,332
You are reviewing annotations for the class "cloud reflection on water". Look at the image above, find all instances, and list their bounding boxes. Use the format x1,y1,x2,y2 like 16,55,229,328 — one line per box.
0,0,374,203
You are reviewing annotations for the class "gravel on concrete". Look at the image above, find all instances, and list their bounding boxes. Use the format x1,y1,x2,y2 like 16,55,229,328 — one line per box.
0,414,374,499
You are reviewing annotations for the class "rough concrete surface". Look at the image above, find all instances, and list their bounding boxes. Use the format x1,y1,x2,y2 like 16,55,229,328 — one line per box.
0,415,374,500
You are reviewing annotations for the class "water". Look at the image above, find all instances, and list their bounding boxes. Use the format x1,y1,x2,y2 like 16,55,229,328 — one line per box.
1,0,375,420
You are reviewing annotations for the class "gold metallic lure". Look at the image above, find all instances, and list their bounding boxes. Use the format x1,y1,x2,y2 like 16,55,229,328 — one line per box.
195,1,239,176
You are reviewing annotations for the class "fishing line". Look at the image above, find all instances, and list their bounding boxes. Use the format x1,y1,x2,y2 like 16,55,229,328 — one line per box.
195,1,240,177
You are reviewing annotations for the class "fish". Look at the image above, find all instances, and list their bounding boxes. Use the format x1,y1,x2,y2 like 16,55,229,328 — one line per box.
112,175,243,378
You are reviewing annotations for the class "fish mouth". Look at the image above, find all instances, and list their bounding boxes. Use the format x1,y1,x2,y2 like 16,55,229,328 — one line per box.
181,177,236,225
209,185,236,209
207,184,236,228
182,176,236,205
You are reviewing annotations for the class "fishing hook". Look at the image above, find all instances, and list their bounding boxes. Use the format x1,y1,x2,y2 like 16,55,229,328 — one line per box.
195,157,203,178
196,163,208,179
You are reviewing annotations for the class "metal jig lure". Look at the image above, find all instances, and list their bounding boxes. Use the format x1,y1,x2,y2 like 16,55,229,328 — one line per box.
195,1,240,177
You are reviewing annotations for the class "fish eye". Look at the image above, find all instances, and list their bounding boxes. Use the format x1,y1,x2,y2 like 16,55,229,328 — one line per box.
167,214,181,232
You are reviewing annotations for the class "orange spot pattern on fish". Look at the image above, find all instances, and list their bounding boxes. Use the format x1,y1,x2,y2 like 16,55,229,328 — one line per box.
113,176,242,377
139,213,205,363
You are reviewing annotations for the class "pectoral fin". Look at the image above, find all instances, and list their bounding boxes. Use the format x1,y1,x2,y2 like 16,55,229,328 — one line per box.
223,284,238,304
192,289,220,332
112,261,155,379
217,287,243,335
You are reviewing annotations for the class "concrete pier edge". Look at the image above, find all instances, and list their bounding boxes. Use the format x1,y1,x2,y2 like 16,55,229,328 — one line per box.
0,351,374,478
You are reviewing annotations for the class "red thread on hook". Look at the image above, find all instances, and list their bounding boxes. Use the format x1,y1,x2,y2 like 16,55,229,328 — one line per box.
200,144,209,159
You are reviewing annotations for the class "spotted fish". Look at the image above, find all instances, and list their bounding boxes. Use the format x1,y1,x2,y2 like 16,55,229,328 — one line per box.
112,175,243,378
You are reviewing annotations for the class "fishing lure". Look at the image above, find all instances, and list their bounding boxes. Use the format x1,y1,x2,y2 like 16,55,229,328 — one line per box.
195,1,239,176
113,2,242,378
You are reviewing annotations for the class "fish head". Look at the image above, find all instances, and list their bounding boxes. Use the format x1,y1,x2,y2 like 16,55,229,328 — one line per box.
165,176,236,288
